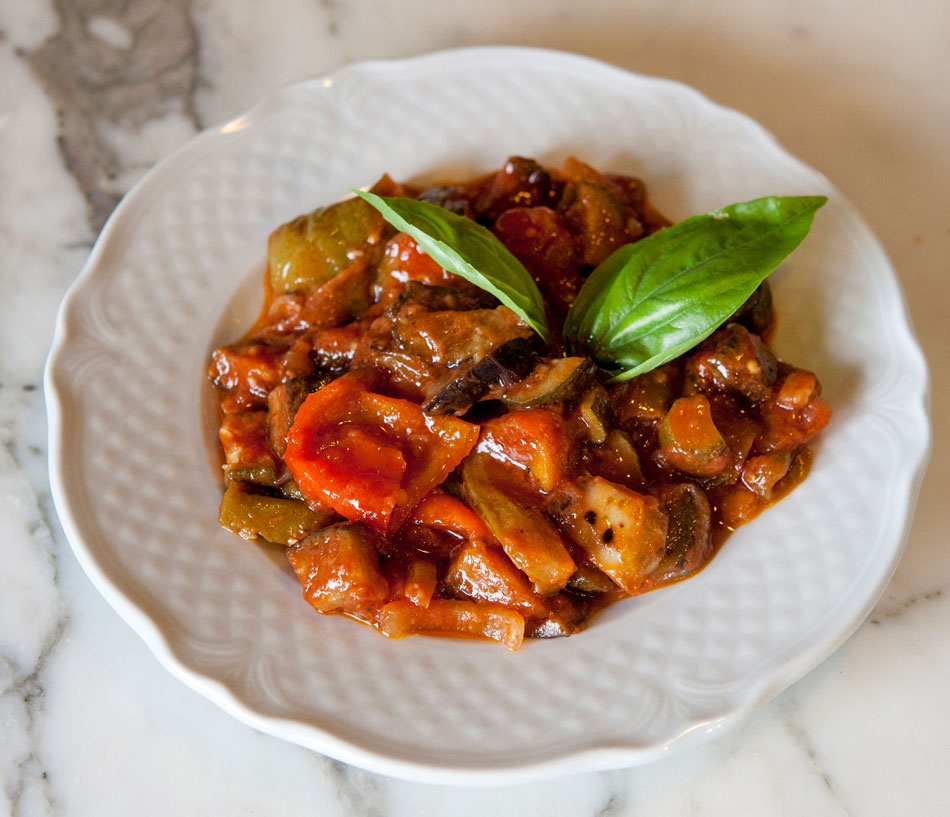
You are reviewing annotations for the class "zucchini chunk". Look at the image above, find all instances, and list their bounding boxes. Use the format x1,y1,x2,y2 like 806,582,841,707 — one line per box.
500,357,597,409
657,395,731,478
650,483,713,584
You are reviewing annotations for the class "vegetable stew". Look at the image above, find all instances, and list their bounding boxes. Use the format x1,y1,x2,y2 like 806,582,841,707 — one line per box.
208,157,830,650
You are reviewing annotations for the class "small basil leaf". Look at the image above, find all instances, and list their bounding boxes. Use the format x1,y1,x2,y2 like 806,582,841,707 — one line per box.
564,195,826,381
352,190,550,343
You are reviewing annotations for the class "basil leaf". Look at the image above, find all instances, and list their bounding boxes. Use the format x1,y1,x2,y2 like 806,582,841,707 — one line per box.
352,190,550,343
564,195,826,381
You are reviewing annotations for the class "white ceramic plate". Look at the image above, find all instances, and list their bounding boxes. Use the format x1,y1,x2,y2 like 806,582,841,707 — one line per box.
46,47,930,783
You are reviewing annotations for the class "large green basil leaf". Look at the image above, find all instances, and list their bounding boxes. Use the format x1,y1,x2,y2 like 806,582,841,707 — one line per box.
563,195,826,381
352,190,550,343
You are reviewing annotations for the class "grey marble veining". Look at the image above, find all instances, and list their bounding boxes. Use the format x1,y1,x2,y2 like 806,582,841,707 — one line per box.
0,0,947,814
25,0,201,233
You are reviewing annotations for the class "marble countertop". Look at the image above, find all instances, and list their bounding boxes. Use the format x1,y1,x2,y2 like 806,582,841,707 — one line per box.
2,0,947,813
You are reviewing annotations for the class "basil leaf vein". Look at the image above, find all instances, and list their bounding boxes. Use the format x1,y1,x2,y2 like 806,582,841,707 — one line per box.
563,195,826,381
352,190,550,343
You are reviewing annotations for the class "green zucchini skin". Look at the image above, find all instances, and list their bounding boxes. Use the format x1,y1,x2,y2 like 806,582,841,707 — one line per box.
500,357,597,409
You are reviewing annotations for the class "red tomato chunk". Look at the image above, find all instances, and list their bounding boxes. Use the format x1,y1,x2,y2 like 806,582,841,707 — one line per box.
284,377,479,532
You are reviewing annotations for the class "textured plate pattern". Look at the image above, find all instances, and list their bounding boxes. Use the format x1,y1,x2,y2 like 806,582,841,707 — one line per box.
46,48,930,783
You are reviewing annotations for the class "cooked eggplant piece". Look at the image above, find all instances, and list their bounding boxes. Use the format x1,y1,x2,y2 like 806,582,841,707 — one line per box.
546,476,668,595
684,322,778,404
657,395,731,478
266,374,334,458
423,336,538,415
267,196,384,294
461,455,576,595
500,357,597,409
444,538,548,617
386,280,495,316
286,522,389,614
220,480,336,545
219,411,278,486
650,483,713,584
443,538,584,637
755,368,832,453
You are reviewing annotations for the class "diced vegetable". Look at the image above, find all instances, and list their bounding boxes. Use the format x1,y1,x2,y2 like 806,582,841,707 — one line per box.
219,411,278,485
587,429,644,490
444,538,546,617
392,306,532,368
611,363,680,428
477,408,572,493
561,181,630,267
684,322,778,404
309,323,363,373
473,156,555,221
374,232,465,305
284,377,479,532
461,455,576,594
651,483,713,584
755,368,831,453
657,395,731,477
268,196,384,294
422,336,538,416
741,452,793,499
493,207,582,308
219,480,335,544
386,557,439,608
566,564,618,595
386,280,495,315
378,599,525,651
570,385,611,445
299,256,375,330
209,341,315,413
408,489,493,542
499,357,597,409
547,476,668,594
356,303,534,403
286,522,389,614
266,374,333,459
